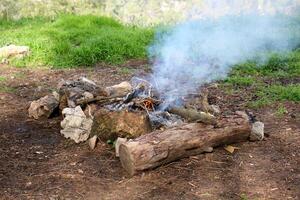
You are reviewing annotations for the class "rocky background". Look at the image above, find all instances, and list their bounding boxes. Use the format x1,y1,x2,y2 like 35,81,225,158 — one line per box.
1,0,300,25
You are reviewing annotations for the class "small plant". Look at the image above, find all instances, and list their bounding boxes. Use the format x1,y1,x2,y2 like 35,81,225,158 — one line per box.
0,86,16,93
247,98,272,109
263,84,300,102
0,76,6,82
240,193,249,200
275,104,288,117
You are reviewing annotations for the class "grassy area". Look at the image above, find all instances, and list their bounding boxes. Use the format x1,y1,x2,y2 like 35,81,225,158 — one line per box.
0,15,154,68
1,14,299,108
225,50,300,108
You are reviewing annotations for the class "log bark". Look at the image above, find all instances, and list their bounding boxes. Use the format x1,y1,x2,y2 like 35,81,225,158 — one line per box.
119,113,251,175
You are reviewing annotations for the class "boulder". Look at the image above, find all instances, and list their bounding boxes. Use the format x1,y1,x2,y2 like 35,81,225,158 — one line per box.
28,92,59,119
91,109,152,141
60,106,93,143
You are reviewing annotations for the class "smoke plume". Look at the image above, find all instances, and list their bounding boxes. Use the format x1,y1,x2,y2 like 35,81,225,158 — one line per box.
148,5,300,109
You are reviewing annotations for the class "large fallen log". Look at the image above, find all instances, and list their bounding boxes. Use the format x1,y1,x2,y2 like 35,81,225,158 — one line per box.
119,113,252,175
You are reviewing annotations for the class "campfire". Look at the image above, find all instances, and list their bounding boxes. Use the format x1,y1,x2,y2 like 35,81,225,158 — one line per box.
28,76,264,175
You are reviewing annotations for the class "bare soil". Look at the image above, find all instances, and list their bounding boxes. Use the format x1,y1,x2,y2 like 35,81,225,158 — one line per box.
0,63,299,200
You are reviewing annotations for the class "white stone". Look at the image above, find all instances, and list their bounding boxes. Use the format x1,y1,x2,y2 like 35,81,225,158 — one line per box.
60,106,93,143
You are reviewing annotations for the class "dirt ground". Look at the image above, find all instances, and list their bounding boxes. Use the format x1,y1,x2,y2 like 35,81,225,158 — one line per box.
0,63,299,200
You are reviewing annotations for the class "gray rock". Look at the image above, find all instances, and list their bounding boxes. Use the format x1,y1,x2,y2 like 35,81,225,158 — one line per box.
28,92,59,119
250,121,264,141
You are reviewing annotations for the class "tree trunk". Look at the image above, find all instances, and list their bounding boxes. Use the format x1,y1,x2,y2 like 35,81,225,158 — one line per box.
119,113,251,175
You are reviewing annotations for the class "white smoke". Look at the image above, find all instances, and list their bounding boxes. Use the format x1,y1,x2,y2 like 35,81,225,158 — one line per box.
148,3,300,109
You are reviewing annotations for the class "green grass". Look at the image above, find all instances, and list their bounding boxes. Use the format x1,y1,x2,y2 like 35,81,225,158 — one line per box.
0,15,154,68
231,51,300,78
225,50,300,108
225,76,256,87
0,76,6,82
275,104,288,117
0,86,16,93
258,84,300,102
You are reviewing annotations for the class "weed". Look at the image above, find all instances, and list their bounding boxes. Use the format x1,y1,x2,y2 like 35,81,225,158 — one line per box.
234,51,300,78
228,51,300,108
0,76,6,82
240,194,249,200
247,98,272,109
275,104,288,117
0,86,16,93
261,84,300,102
